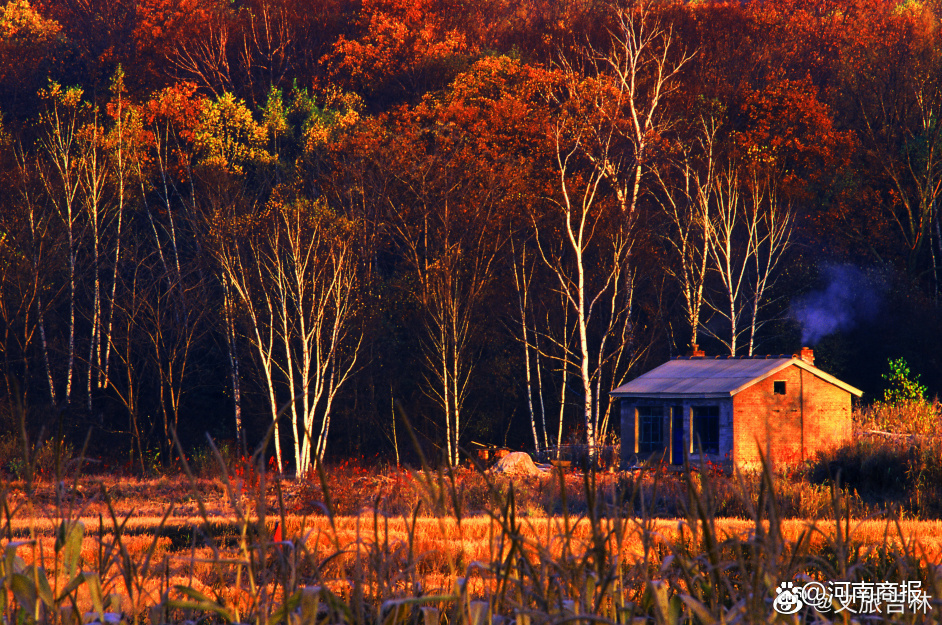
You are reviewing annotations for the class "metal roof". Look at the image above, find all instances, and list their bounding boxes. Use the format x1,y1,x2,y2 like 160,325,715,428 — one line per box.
610,356,863,399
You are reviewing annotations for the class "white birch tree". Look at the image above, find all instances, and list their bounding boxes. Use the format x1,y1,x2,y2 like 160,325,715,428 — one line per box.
388,192,500,468
745,170,793,355
77,107,111,412
11,142,60,407
704,164,793,356
652,114,717,352
535,124,633,460
36,82,85,406
538,1,686,458
215,200,360,476
510,239,547,453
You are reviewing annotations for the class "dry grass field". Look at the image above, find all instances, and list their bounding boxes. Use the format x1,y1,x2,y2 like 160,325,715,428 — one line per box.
3,462,942,625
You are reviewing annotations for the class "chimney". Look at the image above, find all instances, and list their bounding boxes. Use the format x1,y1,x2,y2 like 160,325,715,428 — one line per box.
798,346,814,366
689,343,706,358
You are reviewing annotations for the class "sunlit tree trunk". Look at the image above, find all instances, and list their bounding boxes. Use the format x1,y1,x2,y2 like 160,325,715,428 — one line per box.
535,132,604,460
389,190,501,467
218,240,284,472
216,201,359,477
13,145,58,406
222,276,244,449
555,303,569,460
542,2,688,461
705,165,793,357
102,70,131,392
653,115,717,352
596,265,640,444
745,171,793,356
511,239,542,452
706,168,751,356
109,258,147,472
37,85,85,406
534,341,548,453
79,110,110,412
137,108,214,458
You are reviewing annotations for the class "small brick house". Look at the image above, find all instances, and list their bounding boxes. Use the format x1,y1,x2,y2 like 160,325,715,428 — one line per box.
612,347,863,469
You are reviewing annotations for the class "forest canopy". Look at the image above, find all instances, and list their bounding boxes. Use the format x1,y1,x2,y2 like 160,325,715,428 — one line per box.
1,0,940,473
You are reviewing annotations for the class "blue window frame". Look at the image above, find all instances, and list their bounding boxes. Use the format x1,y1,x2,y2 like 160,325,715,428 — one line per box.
638,406,664,453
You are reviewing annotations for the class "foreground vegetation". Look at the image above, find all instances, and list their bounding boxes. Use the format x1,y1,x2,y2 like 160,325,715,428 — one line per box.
3,441,942,625
0,395,939,623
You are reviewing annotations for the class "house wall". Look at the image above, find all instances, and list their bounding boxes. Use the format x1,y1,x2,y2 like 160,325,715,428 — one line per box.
732,364,853,468
619,398,733,467
800,368,854,456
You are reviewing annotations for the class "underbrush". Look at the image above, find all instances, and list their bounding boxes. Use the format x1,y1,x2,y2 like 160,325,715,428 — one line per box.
292,460,622,519
856,398,941,438
802,397,942,517
807,435,942,517
291,458,866,522
1,394,941,624
2,441,942,625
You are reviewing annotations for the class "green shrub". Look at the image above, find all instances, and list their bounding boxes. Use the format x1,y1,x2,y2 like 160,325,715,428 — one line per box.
856,357,940,438
856,359,939,437
882,357,927,405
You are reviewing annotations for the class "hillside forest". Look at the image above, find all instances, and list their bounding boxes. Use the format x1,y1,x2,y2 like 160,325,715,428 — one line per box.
1,0,941,473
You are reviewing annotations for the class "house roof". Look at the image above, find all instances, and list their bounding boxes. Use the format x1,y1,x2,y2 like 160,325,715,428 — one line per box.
610,355,864,399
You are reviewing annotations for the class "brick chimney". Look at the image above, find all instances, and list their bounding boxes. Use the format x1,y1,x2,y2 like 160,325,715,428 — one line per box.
689,343,706,358
798,346,814,366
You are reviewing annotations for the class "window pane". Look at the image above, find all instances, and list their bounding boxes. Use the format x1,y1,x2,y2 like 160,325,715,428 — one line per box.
638,406,663,453
692,405,719,454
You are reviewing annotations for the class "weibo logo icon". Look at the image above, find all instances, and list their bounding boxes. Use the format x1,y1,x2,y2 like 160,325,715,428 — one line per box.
773,582,803,615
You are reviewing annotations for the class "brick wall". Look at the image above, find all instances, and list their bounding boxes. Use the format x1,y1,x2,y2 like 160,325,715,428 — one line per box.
734,365,802,467
800,369,853,455
733,364,852,468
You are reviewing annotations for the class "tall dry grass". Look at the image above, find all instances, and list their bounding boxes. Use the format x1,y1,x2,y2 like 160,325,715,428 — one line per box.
856,398,941,439
2,439,942,624
2,390,942,624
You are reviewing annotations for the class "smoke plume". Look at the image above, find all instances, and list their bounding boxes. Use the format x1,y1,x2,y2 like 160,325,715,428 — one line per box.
790,264,885,345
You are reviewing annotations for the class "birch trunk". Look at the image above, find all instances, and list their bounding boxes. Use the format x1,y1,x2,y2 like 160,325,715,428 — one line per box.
38,88,84,405
215,201,358,477
102,75,129,391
